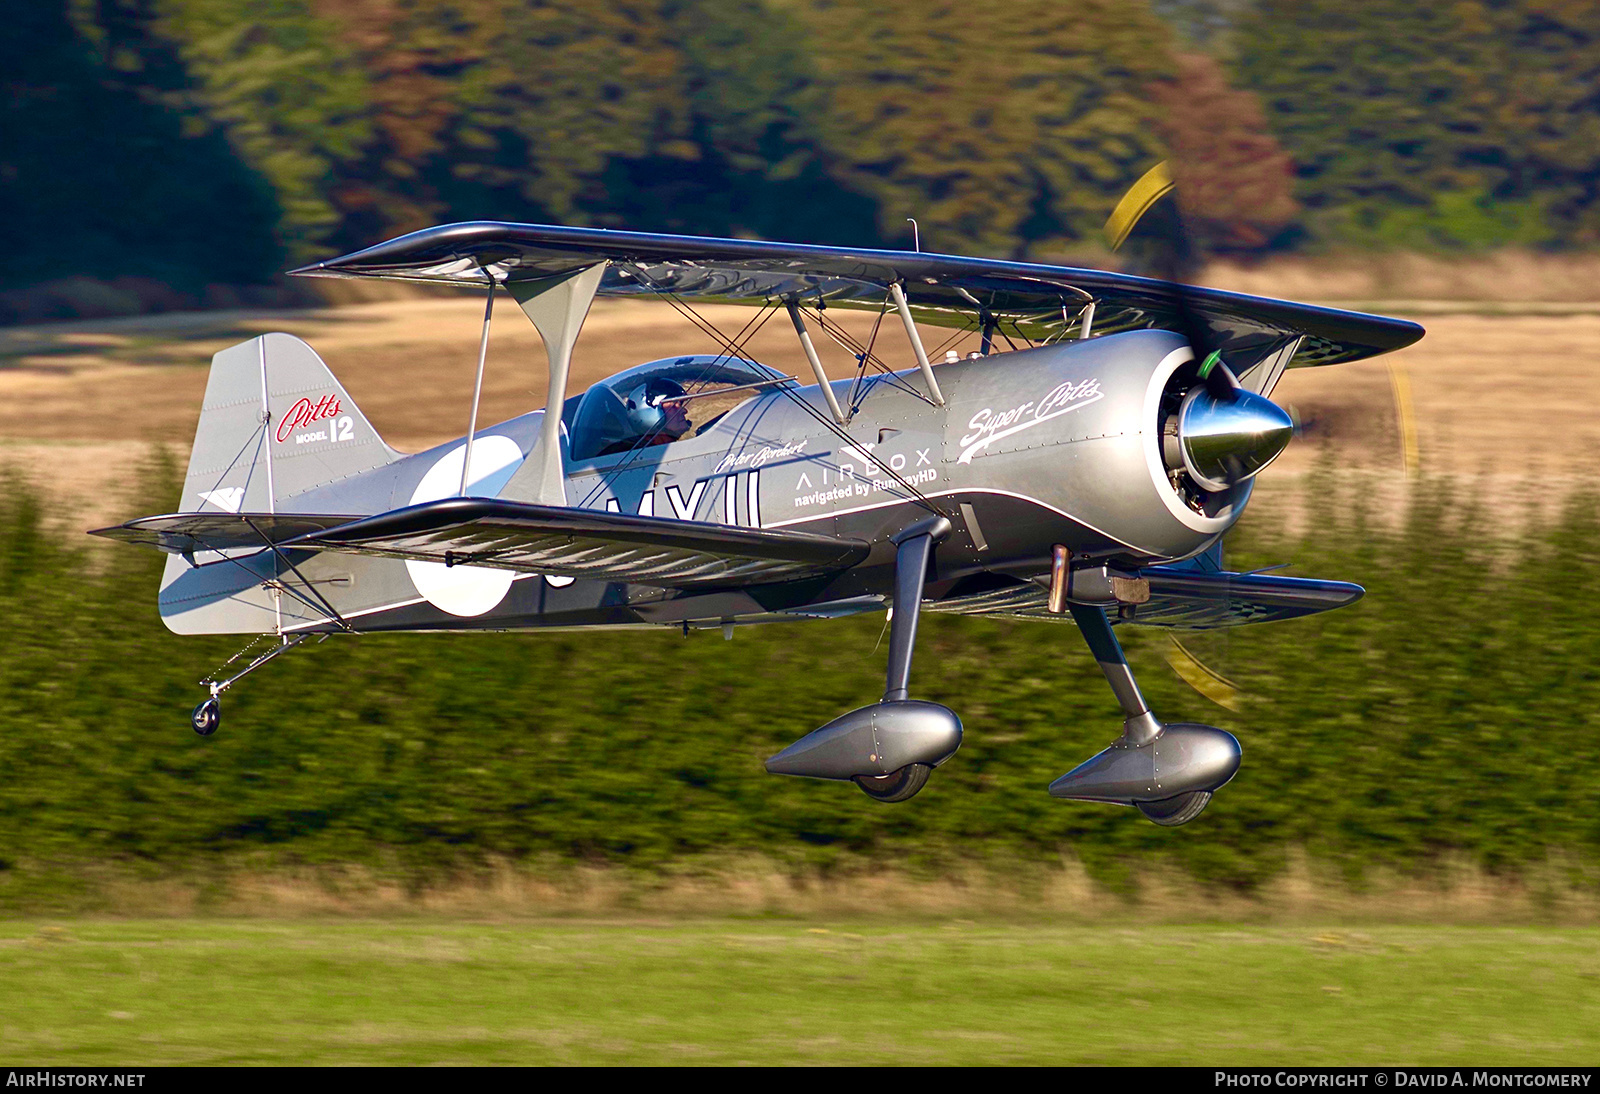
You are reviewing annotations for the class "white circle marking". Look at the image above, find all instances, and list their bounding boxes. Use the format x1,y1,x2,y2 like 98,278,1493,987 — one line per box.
405,436,525,617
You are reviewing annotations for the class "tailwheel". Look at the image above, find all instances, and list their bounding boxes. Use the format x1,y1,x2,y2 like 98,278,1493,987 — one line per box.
190,633,311,739
191,697,220,737
854,763,932,803
1136,790,1212,827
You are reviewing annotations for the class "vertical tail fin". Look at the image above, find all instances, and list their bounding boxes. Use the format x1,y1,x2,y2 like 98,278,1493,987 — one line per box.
182,333,396,513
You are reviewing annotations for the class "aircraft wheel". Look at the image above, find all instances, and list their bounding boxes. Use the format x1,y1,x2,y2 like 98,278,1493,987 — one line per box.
191,698,220,737
1137,790,1211,827
853,763,931,803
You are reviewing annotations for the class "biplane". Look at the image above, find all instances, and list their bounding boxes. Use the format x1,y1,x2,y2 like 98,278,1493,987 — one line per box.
92,221,1423,824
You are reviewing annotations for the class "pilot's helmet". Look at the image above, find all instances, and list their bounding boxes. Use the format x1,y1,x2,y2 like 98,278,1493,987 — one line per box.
621,377,688,435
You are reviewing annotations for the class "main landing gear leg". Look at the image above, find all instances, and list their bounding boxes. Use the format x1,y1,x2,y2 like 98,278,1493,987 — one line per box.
190,633,311,736
765,515,963,803
1048,604,1241,826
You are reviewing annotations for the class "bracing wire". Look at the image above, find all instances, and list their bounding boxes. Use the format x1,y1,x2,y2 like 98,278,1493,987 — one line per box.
844,293,892,411
927,318,980,360
621,266,950,518
808,304,931,407
573,282,784,513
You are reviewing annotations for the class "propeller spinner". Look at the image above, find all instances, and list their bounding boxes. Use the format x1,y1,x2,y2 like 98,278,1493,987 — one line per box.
1174,361,1294,491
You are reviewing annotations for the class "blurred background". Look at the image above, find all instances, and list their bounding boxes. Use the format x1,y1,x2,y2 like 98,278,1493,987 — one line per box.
1,0,1599,1065
10,0,1600,317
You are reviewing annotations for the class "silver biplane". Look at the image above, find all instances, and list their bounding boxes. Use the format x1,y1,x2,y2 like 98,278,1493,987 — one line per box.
92,221,1423,824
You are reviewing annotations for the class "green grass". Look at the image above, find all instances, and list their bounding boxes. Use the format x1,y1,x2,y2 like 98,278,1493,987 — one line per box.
1,920,1596,1064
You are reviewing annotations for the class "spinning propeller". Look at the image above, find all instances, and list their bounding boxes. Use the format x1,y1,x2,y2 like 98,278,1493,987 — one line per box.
1107,161,1295,496
1104,161,1296,707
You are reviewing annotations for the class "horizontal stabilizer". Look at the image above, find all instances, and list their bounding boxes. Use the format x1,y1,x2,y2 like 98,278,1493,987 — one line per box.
302,498,869,589
89,512,359,555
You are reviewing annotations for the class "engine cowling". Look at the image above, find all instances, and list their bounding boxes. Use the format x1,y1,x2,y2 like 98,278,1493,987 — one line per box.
936,330,1291,562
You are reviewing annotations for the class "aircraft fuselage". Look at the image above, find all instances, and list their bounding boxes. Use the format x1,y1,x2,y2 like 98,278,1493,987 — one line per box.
157,328,1249,635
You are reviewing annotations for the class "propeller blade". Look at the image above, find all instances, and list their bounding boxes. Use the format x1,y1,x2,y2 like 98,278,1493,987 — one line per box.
1164,634,1241,712
1104,161,1176,252
1107,166,1274,710
1387,360,1420,476
1107,162,1291,489
1105,160,1205,346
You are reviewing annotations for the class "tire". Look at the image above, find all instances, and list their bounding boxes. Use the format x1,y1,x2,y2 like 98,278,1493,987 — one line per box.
1137,790,1211,827
191,698,220,737
853,763,932,803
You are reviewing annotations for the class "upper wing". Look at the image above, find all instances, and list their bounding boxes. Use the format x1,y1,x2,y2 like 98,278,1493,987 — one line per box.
298,498,868,589
928,567,1364,630
290,221,1424,370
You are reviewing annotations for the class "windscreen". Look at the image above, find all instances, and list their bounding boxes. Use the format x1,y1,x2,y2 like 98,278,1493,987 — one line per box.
567,355,776,461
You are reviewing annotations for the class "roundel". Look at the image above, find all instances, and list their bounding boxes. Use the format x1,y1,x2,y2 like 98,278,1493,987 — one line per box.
405,436,524,617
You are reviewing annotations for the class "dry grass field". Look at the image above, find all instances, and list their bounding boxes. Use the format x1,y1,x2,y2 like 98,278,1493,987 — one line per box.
3,288,1599,532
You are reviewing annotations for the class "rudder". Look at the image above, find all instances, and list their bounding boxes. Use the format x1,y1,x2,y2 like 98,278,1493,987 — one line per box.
182,333,396,513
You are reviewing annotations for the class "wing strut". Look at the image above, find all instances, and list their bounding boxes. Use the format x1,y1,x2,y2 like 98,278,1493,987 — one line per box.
460,273,497,496
784,298,850,425
889,282,945,406
505,262,606,506
1236,335,1302,397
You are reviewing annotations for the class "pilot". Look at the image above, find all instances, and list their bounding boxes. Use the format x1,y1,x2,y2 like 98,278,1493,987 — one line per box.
625,377,693,447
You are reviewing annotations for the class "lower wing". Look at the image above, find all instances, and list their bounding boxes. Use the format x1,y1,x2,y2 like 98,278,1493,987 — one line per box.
93,498,870,590
928,567,1362,629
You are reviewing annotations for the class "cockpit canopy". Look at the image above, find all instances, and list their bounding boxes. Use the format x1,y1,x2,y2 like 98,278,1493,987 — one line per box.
566,355,777,461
